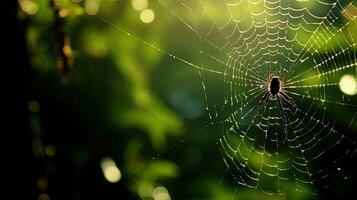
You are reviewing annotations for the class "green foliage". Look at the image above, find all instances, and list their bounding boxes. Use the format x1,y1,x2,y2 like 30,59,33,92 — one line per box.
21,0,356,199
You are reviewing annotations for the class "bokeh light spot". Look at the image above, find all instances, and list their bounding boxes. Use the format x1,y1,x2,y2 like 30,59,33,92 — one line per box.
37,177,48,190
29,100,40,113
140,9,155,24
45,145,57,157
18,0,38,15
100,157,121,183
153,186,171,200
339,74,357,95
85,0,100,15
38,193,50,200
59,9,69,18
132,0,148,11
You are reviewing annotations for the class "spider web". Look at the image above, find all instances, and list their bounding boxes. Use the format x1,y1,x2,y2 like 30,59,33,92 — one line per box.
98,0,357,198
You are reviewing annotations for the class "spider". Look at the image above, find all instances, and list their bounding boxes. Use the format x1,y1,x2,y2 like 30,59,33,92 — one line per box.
259,75,294,124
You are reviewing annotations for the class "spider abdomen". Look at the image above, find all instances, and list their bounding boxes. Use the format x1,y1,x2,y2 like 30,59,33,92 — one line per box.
270,77,280,96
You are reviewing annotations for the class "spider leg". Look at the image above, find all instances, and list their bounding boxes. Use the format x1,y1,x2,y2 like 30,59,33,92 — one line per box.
263,93,271,109
280,91,292,101
277,95,288,124
277,95,288,141
280,91,297,107
259,91,270,109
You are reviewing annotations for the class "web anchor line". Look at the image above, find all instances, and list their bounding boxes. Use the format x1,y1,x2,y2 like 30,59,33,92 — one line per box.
97,0,357,198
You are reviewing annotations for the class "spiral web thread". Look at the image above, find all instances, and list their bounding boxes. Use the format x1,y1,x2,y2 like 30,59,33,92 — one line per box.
154,0,357,197
98,0,357,197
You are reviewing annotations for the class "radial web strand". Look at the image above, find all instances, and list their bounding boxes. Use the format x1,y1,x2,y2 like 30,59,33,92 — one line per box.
98,0,357,198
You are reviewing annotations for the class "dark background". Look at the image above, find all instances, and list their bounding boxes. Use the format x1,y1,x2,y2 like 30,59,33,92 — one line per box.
4,0,357,199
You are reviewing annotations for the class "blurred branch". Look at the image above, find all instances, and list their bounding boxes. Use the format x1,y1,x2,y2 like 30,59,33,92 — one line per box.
50,0,74,83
